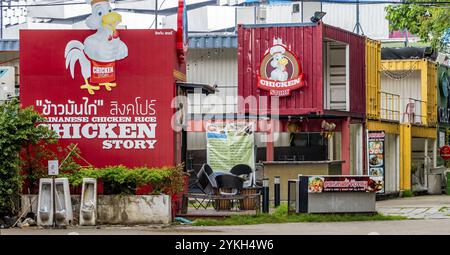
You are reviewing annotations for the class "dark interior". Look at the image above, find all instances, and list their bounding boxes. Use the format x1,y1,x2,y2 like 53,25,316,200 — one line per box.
187,132,328,172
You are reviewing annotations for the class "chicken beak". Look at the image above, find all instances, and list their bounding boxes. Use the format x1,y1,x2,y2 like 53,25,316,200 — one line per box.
278,58,288,66
102,11,122,31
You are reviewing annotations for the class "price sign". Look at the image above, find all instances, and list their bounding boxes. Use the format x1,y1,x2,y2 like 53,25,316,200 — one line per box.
440,145,450,161
48,160,59,175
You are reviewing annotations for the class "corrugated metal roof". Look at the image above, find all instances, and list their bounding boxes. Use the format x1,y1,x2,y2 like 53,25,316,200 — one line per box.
0,39,19,51
189,34,237,49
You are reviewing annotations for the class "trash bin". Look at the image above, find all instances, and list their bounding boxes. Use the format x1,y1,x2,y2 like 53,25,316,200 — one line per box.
428,174,442,195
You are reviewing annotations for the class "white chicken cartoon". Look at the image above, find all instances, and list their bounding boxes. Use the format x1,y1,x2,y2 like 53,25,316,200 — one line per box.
269,38,289,81
64,0,128,95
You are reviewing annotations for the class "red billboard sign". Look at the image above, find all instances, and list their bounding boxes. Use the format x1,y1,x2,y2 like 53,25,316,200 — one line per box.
20,29,183,168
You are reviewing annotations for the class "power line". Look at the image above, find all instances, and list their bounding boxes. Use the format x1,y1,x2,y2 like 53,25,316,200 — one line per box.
0,0,148,8
149,0,166,29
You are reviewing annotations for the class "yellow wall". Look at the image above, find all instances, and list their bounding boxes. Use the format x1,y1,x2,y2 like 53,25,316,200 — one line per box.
367,120,399,134
381,59,437,127
400,123,411,190
426,61,437,127
366,39,381,120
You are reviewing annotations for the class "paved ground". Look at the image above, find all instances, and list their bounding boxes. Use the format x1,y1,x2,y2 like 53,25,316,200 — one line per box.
376,195,450,219
2,219,450,235
1,195,450,235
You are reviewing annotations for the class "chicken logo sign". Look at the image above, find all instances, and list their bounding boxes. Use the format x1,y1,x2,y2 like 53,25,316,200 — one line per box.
65,0,128,95
257,38,305,97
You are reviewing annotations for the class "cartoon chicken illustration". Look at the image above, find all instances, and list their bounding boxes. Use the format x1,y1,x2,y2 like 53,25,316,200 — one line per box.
64,0,128,95
269,38,289,81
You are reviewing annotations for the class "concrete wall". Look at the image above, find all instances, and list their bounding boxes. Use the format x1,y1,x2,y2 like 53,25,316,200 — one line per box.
308,192,376,213
263,162,342,201
21,194,171,225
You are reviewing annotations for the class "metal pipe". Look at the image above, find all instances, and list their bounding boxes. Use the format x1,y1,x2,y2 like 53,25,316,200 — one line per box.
274,176,280,207
155,0,158,29
262,178,269,213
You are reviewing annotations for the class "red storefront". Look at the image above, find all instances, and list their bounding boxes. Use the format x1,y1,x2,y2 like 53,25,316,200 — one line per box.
238,22,367,177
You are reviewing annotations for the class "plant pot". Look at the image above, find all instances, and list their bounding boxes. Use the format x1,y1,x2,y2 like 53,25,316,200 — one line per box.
239,187,259,210
215,188,232,211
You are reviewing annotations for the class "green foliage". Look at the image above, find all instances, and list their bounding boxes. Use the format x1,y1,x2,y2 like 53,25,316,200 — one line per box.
193,204,407,226
60,164,186,195
401,189,415,197
385,1,450,50
21,143,83,194
0,99,57,215
58,144,83,173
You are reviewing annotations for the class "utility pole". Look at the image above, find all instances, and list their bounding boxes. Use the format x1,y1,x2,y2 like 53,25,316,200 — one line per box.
352,0,364,35
155,0,158,29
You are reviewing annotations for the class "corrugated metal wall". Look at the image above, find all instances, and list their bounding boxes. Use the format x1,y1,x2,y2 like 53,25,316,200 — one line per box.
238,23,324,115
187,48,238,114
427,61,438,126
381,71,422,123
323,24,366,115
322,3,391,39
366,38,381,120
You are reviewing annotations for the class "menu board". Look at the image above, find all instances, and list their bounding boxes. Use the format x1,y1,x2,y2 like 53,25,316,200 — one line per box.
368,131,385,193
206,122,255,172
307,176,383,193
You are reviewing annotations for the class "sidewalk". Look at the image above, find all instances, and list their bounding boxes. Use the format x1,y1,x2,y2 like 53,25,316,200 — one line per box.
376,195,450,219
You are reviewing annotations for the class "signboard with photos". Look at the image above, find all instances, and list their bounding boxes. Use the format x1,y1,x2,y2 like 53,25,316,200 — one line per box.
367,131,385,193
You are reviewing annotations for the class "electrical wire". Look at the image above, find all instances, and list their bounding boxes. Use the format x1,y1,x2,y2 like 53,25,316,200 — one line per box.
0,0,150,8
149,0,166,29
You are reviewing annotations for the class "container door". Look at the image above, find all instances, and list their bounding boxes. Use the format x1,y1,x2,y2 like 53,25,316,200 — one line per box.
350,124,363,175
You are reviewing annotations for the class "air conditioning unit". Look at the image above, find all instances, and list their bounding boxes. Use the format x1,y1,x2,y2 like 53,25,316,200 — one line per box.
257,6,266,23
0,66,16,101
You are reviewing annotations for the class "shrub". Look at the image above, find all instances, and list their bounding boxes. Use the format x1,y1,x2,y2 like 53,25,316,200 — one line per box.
60,164,186,195
0,99,57,215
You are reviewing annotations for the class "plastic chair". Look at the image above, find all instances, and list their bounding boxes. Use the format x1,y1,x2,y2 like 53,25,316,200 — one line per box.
215,174,244,210
403,102,415,123
215,174,244,196
187,164,217,209
230,164,255,188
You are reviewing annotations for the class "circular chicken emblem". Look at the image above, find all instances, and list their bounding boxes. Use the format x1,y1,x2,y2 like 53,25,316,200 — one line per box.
257,38,305,97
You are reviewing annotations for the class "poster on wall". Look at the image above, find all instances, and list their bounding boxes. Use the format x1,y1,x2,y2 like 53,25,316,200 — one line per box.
206,122,255,172
439,131,446,148
20,26,183,167
308,176,384,193
368,131,385,193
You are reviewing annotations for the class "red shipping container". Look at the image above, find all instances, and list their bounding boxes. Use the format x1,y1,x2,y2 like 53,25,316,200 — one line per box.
238,22,366,117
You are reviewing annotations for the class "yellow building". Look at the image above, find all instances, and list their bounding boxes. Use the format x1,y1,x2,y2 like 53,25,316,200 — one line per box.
366,40,438,192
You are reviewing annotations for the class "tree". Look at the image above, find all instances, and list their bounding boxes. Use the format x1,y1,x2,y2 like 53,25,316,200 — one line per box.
0,99,57,216
385,1,450,51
